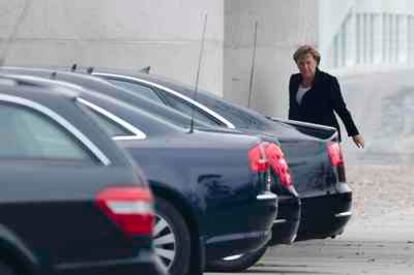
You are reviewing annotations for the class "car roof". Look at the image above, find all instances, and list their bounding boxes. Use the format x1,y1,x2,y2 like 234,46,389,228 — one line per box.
0,74,79,100
0,70,186,137
0,67,213,130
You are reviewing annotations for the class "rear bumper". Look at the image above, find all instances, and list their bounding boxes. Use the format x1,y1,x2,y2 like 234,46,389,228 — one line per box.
205,193,278,261
268,195,301,245
296,183,352,242
52,253,167,275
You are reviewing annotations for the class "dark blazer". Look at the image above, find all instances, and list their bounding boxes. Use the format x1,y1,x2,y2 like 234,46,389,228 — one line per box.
288,69,359,141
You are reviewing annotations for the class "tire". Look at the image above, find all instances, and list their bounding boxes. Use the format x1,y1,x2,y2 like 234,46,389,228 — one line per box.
206,245,268,272
153,197,191,275
0,262,16,275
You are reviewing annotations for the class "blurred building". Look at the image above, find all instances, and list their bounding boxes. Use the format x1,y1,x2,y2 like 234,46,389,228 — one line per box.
0,0,413,118
226,0,414,117
322,0,414,69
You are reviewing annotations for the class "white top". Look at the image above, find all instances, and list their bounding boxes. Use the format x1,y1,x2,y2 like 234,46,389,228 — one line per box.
296,86,311,105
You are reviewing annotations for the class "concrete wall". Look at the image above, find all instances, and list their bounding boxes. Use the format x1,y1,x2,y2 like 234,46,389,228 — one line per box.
0,0,224,95
223,0,318,117
2,0,411,119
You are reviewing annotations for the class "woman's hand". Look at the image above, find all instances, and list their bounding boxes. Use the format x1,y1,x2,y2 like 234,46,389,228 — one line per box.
352,135,365,148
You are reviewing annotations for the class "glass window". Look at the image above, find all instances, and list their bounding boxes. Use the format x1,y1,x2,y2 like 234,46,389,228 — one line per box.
107,79,164,104
195,92,268,130
104,76,223,127
105,76,223,127
82,106,134,137
0,103,94,162
158,92,223,127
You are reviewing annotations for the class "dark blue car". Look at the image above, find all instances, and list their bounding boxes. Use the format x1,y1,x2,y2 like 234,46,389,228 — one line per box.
0,77,165,275
0,67,301,272
91,70,352,270
92,70,351,238
1,71,279,275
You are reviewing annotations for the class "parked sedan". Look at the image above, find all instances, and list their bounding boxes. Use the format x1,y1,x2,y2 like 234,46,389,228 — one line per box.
0,71,279,275
92,71,352,243
0,77,165,275
62,67,300,271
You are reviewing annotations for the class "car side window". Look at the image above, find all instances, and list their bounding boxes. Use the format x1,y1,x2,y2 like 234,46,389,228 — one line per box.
0,103,95,162
198,94,265,129
83,107,133,137
107,79,164,104
157,92,222,127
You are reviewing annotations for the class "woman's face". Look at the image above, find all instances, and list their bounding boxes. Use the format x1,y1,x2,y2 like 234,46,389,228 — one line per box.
297,53,317,79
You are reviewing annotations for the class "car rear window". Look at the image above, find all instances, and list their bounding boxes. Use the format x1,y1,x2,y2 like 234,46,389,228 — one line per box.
0,103,95,162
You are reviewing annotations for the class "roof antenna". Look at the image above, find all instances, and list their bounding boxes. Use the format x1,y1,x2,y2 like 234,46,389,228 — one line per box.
0,0,32,66
189,12,208,134
50,71,57,79
86,66,94,74
247,21,258,108
70,63,77,72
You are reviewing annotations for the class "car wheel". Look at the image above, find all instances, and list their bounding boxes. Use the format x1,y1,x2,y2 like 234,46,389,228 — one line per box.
153,197,191,275
206,245,268,272
0,262,16,275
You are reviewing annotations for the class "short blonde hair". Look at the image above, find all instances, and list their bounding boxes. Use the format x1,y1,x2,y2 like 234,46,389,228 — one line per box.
293,45,321,65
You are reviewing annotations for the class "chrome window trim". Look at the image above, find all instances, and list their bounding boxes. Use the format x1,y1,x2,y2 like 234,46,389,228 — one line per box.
113,136,145,141
0,94,111,165
94,72,236,129
77,98,146,140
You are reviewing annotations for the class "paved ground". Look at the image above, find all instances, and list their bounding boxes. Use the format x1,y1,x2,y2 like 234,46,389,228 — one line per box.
206,161,414,275
248,239,413,275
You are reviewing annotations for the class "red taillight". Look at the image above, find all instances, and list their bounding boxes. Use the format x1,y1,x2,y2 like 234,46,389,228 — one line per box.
248,143,269,172
264,143,293,188
327,142,344,166
96,186,154,236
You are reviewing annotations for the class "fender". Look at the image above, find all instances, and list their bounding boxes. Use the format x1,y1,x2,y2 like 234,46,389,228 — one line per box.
150,182,205,275
0,225,39,274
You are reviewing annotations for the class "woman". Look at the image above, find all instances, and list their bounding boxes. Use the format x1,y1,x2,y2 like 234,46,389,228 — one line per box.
288,45,364,148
